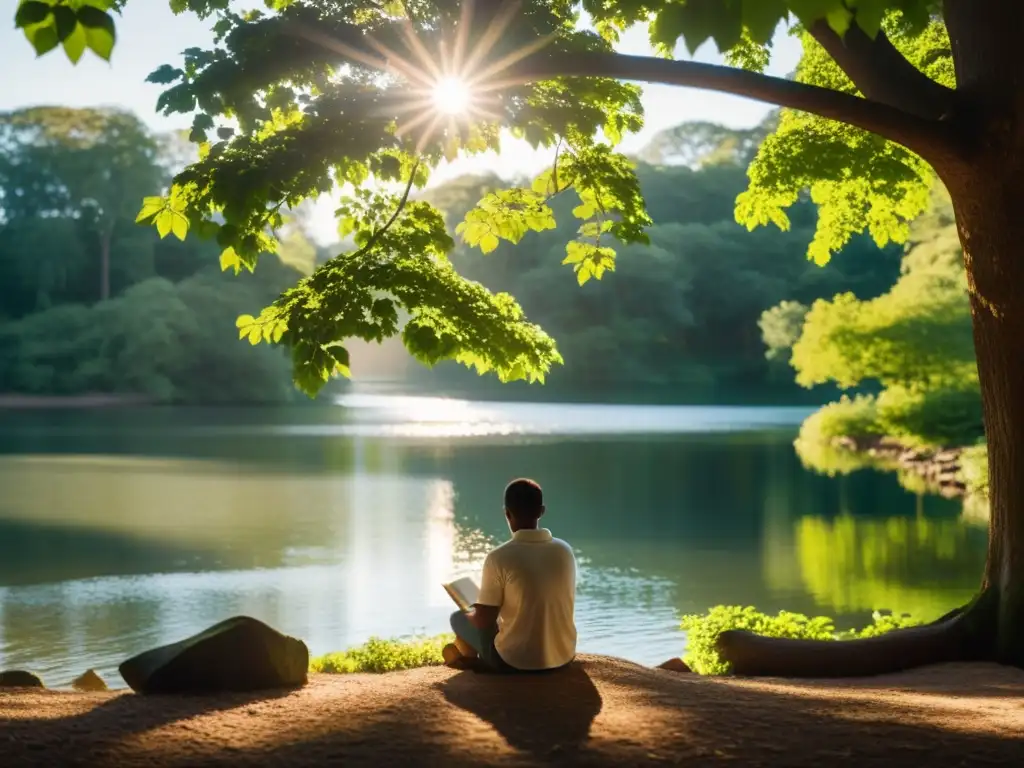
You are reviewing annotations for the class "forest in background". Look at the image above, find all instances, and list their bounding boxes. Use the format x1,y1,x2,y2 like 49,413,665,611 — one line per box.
0,107,313,404
365,115,905,402
0,107,915,405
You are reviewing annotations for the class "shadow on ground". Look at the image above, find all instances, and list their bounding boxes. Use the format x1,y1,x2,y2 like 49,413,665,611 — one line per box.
3,657,1024,767
439,661,602,760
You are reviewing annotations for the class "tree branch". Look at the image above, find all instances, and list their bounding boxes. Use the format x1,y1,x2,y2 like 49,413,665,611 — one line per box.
510,51,957,161
808,21,957,122
360,159,420,254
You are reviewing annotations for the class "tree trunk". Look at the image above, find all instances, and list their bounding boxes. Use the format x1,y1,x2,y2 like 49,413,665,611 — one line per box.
100,225,112,302
718,5,1024,677
718,141,1024,680
949,173,1024,668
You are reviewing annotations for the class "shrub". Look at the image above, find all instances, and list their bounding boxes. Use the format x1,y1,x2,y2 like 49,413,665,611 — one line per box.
309,634,454,674
680,606,920,675
800,394,883,443
875,385,984,448
959,443,989,497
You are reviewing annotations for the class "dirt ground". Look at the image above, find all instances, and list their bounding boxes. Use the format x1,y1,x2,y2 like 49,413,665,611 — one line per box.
3,655,1024,767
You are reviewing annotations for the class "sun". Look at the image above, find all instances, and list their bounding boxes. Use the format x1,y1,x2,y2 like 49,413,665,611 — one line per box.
432,76,472,115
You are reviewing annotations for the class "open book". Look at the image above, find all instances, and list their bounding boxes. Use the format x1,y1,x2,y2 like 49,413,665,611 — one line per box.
442,576,479,612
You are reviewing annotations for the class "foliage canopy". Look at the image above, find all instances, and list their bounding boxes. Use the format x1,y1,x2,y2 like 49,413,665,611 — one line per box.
14,0,955,396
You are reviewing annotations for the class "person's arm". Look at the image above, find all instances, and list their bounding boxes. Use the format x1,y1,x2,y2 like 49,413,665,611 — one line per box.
468,603,500,630
469,553,503,631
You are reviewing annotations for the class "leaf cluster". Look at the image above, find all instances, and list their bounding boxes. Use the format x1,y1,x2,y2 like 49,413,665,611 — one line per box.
16,0,117,63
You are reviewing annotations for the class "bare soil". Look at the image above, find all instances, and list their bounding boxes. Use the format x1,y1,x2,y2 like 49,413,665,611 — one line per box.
3,655,1023,767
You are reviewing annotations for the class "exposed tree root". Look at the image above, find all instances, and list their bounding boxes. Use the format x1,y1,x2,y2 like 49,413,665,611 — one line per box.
716,590,999,678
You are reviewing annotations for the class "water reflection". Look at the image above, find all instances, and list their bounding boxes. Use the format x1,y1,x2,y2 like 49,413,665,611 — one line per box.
0,401,986,687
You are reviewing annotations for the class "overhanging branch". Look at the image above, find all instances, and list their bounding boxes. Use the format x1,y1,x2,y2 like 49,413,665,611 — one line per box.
509,51,955,160
808,21,957,122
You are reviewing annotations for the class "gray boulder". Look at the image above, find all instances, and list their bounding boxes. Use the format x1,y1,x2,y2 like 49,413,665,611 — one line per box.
119,616,309,694
0,670,44,688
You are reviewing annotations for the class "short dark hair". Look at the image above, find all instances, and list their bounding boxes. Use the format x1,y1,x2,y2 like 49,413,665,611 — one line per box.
504,478,543,517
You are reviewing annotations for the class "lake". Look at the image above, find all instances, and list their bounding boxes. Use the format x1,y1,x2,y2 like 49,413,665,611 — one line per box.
0,393,988,688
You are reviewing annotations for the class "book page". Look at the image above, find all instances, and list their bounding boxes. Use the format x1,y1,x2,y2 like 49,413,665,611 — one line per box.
443,576,479,611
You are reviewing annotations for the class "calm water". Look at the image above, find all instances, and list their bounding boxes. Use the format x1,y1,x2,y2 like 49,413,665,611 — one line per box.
0,394,987,688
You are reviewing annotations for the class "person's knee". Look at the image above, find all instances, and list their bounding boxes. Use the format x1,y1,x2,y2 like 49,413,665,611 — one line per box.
450,610,467,636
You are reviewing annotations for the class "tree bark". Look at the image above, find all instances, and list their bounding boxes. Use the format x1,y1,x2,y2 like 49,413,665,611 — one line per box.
515,51,955,160
99,224,112,302
942,165,1024,668
808,21,957,122
944,0,1024,668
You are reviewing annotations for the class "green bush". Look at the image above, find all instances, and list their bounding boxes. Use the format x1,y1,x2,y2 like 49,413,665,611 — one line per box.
959,444,989,497
801,394,883,442
876,385,984,448
680,606,920,675
309,634,454,674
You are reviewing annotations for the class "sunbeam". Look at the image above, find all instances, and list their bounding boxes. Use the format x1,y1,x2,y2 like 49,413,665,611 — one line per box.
286,0,554,153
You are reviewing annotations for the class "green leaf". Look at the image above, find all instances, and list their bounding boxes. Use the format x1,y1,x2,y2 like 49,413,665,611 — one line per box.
561,241,618,285
135,196,165,223
562,241,589,265
236,314,256,337
147,64,184,84
14,2,51,28
479,232,500,254
741,0,787,44
650,0,743,56
26,23,59,56
170,213,189,241
78,6,116,60
62,23,87,64
52,6,77,42
84,25,114,60
219,247,241,274
849,0,888,37
825,7,853,37
155,209,174,239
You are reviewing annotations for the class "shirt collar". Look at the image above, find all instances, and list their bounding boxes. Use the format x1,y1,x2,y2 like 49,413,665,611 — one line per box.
512,528,553,543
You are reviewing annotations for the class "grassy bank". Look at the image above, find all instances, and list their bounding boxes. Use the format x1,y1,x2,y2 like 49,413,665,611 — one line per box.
309,635,453,674
315,609,920,678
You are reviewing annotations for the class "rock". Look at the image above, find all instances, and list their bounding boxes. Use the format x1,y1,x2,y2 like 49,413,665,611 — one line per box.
831,436,857,452
0,670,44,688
934,450,961,464
657,658,692,674
71,669,108,692
119,616,309,695
898,450,926,464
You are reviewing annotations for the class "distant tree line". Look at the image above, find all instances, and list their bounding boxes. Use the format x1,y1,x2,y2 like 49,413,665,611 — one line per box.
0,107,313,404
394,116,903,401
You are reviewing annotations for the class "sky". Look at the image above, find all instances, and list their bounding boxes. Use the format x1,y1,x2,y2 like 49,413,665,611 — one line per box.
1,4,802,240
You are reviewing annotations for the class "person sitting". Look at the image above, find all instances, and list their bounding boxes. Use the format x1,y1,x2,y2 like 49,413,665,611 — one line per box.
443,478,577,673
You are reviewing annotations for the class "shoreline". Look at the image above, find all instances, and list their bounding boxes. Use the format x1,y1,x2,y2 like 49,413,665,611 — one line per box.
0,394,155,410
829,435,971,499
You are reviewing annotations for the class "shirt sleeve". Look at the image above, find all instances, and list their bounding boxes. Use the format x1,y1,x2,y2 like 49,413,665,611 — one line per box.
476,552,504,607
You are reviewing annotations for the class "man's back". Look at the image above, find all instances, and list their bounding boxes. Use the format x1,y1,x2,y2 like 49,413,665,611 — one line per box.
477,528,577,670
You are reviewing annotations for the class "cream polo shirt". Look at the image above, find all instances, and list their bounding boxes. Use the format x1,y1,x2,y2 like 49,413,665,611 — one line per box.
476,527,577,671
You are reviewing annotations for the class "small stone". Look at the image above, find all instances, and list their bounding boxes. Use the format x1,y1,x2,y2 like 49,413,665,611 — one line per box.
0,670,44,688
898,450,925,464
72,669,108,692
657,658,692,674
